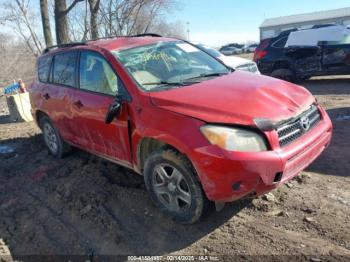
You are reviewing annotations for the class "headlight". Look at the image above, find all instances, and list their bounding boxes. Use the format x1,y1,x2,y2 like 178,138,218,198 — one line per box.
200,125,267,152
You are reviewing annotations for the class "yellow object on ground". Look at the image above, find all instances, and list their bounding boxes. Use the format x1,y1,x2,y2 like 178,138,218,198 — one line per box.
0,238,13,262
6,92,33,122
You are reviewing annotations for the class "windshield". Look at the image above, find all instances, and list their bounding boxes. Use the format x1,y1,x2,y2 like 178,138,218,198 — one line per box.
113,41,229,91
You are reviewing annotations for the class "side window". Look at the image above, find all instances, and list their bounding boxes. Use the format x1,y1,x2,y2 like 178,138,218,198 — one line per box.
322,35,350,46
53,52,77,87
79,51,118,96
272,36,288,48
38,56,52,83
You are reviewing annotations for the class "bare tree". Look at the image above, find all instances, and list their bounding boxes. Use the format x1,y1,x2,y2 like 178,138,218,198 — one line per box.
40,0,53,46
0,0,43,56
98,0,182,37
150,19,185,38
1,0,184,57
67,1,89,41
0,33,36,86
54,0,84,44
63,0,184,41
88,0,100,39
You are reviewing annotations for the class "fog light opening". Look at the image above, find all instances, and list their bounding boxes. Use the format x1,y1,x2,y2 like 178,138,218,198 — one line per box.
232,181,241,191
274,172,283,183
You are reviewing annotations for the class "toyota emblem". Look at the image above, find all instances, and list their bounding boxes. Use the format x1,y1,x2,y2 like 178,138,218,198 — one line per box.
300,116,311,131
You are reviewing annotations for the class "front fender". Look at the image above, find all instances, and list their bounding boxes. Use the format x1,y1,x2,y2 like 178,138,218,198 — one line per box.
130,106,208,173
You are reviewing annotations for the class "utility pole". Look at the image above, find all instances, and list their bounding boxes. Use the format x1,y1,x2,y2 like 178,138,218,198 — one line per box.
186,21,190,41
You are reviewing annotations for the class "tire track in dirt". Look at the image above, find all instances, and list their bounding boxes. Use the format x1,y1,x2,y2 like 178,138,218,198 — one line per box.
1,78,350,257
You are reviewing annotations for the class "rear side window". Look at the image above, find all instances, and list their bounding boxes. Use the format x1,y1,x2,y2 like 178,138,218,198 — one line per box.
323,35,350,45
38,56,52,83
53,52,77,87
272,36,288,48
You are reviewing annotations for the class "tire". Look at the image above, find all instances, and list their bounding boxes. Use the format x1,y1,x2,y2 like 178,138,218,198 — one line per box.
297,76,310,82
39,116,71,158
144,149,207,224
271,68,296,83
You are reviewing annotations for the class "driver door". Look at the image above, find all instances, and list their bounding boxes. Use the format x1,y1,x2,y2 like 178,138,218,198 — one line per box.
70,50,131,165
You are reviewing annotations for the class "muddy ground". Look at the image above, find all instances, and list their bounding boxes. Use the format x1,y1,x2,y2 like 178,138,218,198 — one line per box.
0,76,349,261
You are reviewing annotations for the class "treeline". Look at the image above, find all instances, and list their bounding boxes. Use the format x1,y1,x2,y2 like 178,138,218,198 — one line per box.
0,0,185,57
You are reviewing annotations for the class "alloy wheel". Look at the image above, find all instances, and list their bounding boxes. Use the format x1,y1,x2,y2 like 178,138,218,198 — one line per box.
43,123,58,154
152,163,192,213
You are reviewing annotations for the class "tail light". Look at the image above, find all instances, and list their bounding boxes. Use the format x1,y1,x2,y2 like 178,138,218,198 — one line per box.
253,39,270,62
253,50,267,61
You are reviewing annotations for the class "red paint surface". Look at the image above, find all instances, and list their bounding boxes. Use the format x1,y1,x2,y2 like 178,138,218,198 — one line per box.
29,37,333,202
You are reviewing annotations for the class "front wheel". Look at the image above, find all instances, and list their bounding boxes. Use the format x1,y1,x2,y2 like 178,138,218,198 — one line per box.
144,149,207,224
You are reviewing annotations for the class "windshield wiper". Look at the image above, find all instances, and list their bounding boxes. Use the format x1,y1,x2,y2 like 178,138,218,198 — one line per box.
186,72,229,80
143,80,199,88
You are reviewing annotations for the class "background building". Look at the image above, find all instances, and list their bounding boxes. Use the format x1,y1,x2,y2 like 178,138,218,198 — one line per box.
260,7,350,40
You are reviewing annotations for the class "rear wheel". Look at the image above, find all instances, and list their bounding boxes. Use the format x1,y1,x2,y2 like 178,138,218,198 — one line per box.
271,68,296,83
144,149,207,224
297,76,311,82
40,116,71,158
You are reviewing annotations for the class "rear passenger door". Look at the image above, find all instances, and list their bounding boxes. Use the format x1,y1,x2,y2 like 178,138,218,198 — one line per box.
70,50,131,165
44,51,78,142
284,46,322,74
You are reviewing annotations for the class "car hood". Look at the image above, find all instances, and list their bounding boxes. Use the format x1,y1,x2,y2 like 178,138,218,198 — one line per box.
219,55,255,68
149,71,315,127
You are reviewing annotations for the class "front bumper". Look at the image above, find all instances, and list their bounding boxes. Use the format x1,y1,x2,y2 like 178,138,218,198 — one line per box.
191,105,332,202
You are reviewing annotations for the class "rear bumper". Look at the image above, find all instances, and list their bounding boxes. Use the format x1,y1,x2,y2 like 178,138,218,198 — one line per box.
191,105,332,202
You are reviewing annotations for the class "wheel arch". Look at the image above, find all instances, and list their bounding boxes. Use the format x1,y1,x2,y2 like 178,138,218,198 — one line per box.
34,109,50,129
136,136,198,179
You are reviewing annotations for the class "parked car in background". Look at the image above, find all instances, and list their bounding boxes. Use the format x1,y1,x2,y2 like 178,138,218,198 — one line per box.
196,44,260,74
219,46,242,55
221,43,244,49
29,35,332,224
244,44,258,53
254,25,350,82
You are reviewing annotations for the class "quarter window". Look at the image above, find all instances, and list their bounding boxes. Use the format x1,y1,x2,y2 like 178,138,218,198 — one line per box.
272,36,288,48
38,56,52,83
79,52,119,96
53,52,77,87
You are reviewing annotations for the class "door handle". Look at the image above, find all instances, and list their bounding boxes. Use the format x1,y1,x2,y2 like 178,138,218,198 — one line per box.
43,93,50,100
73,100,84,109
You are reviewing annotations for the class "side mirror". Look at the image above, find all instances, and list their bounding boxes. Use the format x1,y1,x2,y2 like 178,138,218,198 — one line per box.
105,96,122,124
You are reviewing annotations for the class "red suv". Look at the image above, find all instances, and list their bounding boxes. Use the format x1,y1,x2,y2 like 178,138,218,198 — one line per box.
29,35,333,224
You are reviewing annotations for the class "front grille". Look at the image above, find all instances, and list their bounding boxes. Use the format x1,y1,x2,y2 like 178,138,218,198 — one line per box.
277,104,321,147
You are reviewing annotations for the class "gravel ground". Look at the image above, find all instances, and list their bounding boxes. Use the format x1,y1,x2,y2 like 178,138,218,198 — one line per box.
0,76,349,261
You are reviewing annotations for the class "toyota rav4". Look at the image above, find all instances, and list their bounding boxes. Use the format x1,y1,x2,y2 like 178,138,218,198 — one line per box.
29,35,333,224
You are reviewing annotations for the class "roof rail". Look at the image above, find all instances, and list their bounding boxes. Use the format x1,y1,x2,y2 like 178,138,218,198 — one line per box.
87,33,162,42
277,28,298,37
132,33,162,37
42,33,163,53
42,42,87,54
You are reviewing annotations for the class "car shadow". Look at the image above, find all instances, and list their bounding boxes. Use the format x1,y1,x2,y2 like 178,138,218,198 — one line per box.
306,107,350,177
0,135,249,257
301,77,350,95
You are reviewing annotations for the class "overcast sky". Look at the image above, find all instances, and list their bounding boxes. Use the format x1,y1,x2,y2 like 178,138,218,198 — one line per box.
175,0,350,46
